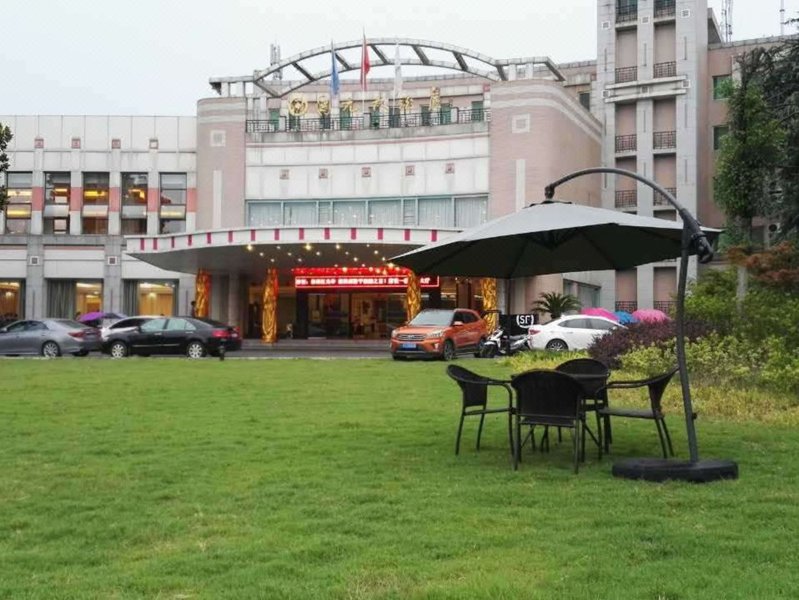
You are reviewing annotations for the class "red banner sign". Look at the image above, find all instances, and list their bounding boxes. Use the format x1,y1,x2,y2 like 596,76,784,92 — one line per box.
295,274,439,290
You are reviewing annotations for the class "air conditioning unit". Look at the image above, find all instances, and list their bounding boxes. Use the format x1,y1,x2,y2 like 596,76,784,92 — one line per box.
641,16,650,24
681,9,691,17
29,256,40,266
601,21,611,30
107,256,119,266
682,80,691,88
640,85,651,94
602,90,612,99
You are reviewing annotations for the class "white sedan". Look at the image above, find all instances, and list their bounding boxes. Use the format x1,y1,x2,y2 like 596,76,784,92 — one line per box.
528,315,621,352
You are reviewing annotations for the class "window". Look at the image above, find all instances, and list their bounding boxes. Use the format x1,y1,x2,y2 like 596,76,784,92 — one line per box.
0,280,24,320
46,280,102,319
82,173,109,234
166,318,195,331
421,105,431,126
4,172,32,234
588,319,615,331
579,92,591,111
125,280,177,316
121,173,147,233
141,318,167,332
44,172,70,235
713,125,729,150
471,101,484,122
455,196,488,228
418,197,453,227
369,106,381,129
713,75,732,100
284,202,318,225
562,318,590,329
268,108,281,131
159,173,187,234
439,103,452,125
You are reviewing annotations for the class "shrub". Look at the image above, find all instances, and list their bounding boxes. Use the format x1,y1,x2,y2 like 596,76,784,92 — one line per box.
587,320,714,368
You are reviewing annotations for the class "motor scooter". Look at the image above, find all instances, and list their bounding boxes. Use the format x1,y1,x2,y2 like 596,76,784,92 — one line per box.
480,310,536,358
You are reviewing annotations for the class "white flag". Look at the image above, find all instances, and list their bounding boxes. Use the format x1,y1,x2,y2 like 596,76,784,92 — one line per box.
393,43,402,100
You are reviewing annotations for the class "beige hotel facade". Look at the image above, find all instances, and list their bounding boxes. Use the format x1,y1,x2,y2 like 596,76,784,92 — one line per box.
0,0,788,339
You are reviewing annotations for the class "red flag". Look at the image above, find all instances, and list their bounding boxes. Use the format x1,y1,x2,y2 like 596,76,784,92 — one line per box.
360,34,371,91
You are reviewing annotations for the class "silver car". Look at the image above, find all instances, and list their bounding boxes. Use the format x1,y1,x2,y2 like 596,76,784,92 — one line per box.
100,316,157,341
0,319,102,357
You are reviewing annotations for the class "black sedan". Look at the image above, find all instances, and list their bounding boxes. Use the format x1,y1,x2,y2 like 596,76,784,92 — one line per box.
101,316,242,358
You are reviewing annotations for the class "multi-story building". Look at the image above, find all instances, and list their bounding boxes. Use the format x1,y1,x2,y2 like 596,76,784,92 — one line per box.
0,2,791,340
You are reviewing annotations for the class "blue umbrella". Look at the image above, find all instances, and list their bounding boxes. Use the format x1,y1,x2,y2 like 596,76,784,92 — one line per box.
614,310,637,325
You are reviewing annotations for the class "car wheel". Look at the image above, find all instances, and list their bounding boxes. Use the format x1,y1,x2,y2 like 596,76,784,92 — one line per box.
186,341,206,359
109,341,128,359
481,344,497,358
72,350,89,357
392,354,403,361
442,339,456,361
545,339,569,352
474,337,487,358
41,341,61,358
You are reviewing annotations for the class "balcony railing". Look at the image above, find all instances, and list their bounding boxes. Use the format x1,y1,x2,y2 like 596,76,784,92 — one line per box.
245,108,490,135
615,189,638,208
615,134,637,153
654,187,677,206
615,301,638,313
654,0,676,18
615,66,638,84
654,300,676,314
616,6,638,23
653,61,677,78
653,130,677,149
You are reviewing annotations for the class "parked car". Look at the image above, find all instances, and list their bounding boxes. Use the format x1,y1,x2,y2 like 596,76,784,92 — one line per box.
0,319,101,357
528,315,621,352
100,316,157,341
390,308,488,360
101,316,242,358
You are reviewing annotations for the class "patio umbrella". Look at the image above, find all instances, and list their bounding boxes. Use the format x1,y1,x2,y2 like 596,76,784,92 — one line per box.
632,308,670,323
393,187,736,482
78,311,105,323
614,310,638,325
582,307,619,321
392,201,719,278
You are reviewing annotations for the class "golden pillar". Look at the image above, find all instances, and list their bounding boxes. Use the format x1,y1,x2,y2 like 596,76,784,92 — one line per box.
194,269,211,318
261,268,279,343
405,271,422,322
482,278,498,330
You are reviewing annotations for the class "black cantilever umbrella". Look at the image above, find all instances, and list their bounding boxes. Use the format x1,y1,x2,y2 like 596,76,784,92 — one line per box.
393,196,738,483
392,200,720,278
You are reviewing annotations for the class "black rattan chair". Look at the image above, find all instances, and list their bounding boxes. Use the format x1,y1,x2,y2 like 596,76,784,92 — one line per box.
597,367,679,458
556,358,611,455
510,370,586,473
446,365,513,457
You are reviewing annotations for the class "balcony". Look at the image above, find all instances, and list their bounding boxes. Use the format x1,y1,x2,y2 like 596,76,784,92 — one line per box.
245,108,489,136
615,300,638,313
616,6,638,23
653,130,677,150
654,187,677,206
654,300,676,314
615,189,638,208
615,66,638,84
653,61,677,79
615,134,637,153
654,0,676,18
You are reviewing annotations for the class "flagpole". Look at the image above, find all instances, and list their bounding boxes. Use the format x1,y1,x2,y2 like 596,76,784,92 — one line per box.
361,29,366,124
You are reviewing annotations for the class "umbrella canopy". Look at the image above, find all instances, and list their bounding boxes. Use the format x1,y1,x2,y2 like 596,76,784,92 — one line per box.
614,310,638,325
392,201,720,278
582,307,618,321
78,311,126,323
632,308,670,323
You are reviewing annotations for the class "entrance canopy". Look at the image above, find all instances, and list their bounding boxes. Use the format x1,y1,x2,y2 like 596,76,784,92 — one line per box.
127,225,457,278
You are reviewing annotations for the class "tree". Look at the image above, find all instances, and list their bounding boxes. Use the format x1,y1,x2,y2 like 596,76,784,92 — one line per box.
531,291,581,320
0,122,12,212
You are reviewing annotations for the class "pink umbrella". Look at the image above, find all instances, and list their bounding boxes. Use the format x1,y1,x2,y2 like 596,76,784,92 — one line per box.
581,307,619,321
632,308,670,323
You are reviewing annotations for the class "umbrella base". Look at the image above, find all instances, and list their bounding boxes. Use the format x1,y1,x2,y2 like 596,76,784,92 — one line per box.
612,457,738,483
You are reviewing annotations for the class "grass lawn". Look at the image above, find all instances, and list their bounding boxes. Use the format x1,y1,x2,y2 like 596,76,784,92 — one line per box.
1,358,798,599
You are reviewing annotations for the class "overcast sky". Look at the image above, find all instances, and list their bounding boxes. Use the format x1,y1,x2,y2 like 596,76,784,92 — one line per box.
2,0,797,116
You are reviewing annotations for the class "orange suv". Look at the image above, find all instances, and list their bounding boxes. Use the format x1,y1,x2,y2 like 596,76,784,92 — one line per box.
390,308,488,360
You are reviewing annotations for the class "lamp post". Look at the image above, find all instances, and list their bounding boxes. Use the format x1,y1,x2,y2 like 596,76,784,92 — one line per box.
545,167,738,482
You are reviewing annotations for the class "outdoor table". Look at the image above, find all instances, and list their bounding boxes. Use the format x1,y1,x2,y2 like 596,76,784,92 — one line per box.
568,372,610,452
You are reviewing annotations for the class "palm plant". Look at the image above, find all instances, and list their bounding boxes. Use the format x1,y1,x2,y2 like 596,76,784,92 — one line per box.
531,291,581,320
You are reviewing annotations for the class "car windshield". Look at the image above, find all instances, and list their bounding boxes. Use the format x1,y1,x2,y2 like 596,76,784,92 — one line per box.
408,310,454,327
52,319,87,330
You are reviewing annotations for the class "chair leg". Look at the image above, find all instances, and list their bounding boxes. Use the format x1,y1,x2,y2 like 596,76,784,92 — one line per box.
476,413,486,451
580,417,587,463
572,425,580,474
661,418,675,457
603,415,612,455
558,427,563,443
514,417,522,470
654,419,668,459
455,412,465,455
595,411,603,460
507,411,514,460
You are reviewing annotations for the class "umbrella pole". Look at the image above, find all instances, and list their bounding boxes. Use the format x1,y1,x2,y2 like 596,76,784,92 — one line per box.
677,227,699,463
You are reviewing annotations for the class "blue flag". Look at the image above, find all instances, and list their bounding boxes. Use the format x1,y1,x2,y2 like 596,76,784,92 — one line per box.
330,41,340,97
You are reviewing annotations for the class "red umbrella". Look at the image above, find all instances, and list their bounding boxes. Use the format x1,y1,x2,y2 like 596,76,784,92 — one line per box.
581,307,619,321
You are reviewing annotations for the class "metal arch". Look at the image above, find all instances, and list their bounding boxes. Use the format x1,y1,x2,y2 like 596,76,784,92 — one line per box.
237,38,563,98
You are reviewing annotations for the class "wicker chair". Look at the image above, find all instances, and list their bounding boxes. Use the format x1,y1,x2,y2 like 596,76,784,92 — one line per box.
597,367,679,458
445,365,514,457
555,358,611,455
510,370,586,473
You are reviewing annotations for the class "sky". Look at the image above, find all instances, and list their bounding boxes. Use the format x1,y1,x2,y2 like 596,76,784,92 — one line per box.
2,0,797,116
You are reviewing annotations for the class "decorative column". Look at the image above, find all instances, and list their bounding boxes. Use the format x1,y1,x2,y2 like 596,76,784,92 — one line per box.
261,268,278,343
481,278,498,331
194,269,211,318
405,271,421,322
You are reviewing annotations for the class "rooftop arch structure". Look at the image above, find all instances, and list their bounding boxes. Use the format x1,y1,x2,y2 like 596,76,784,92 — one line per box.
209,38,563,98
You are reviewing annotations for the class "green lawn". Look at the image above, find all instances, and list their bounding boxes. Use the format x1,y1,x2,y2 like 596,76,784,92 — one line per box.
1,358,798,599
